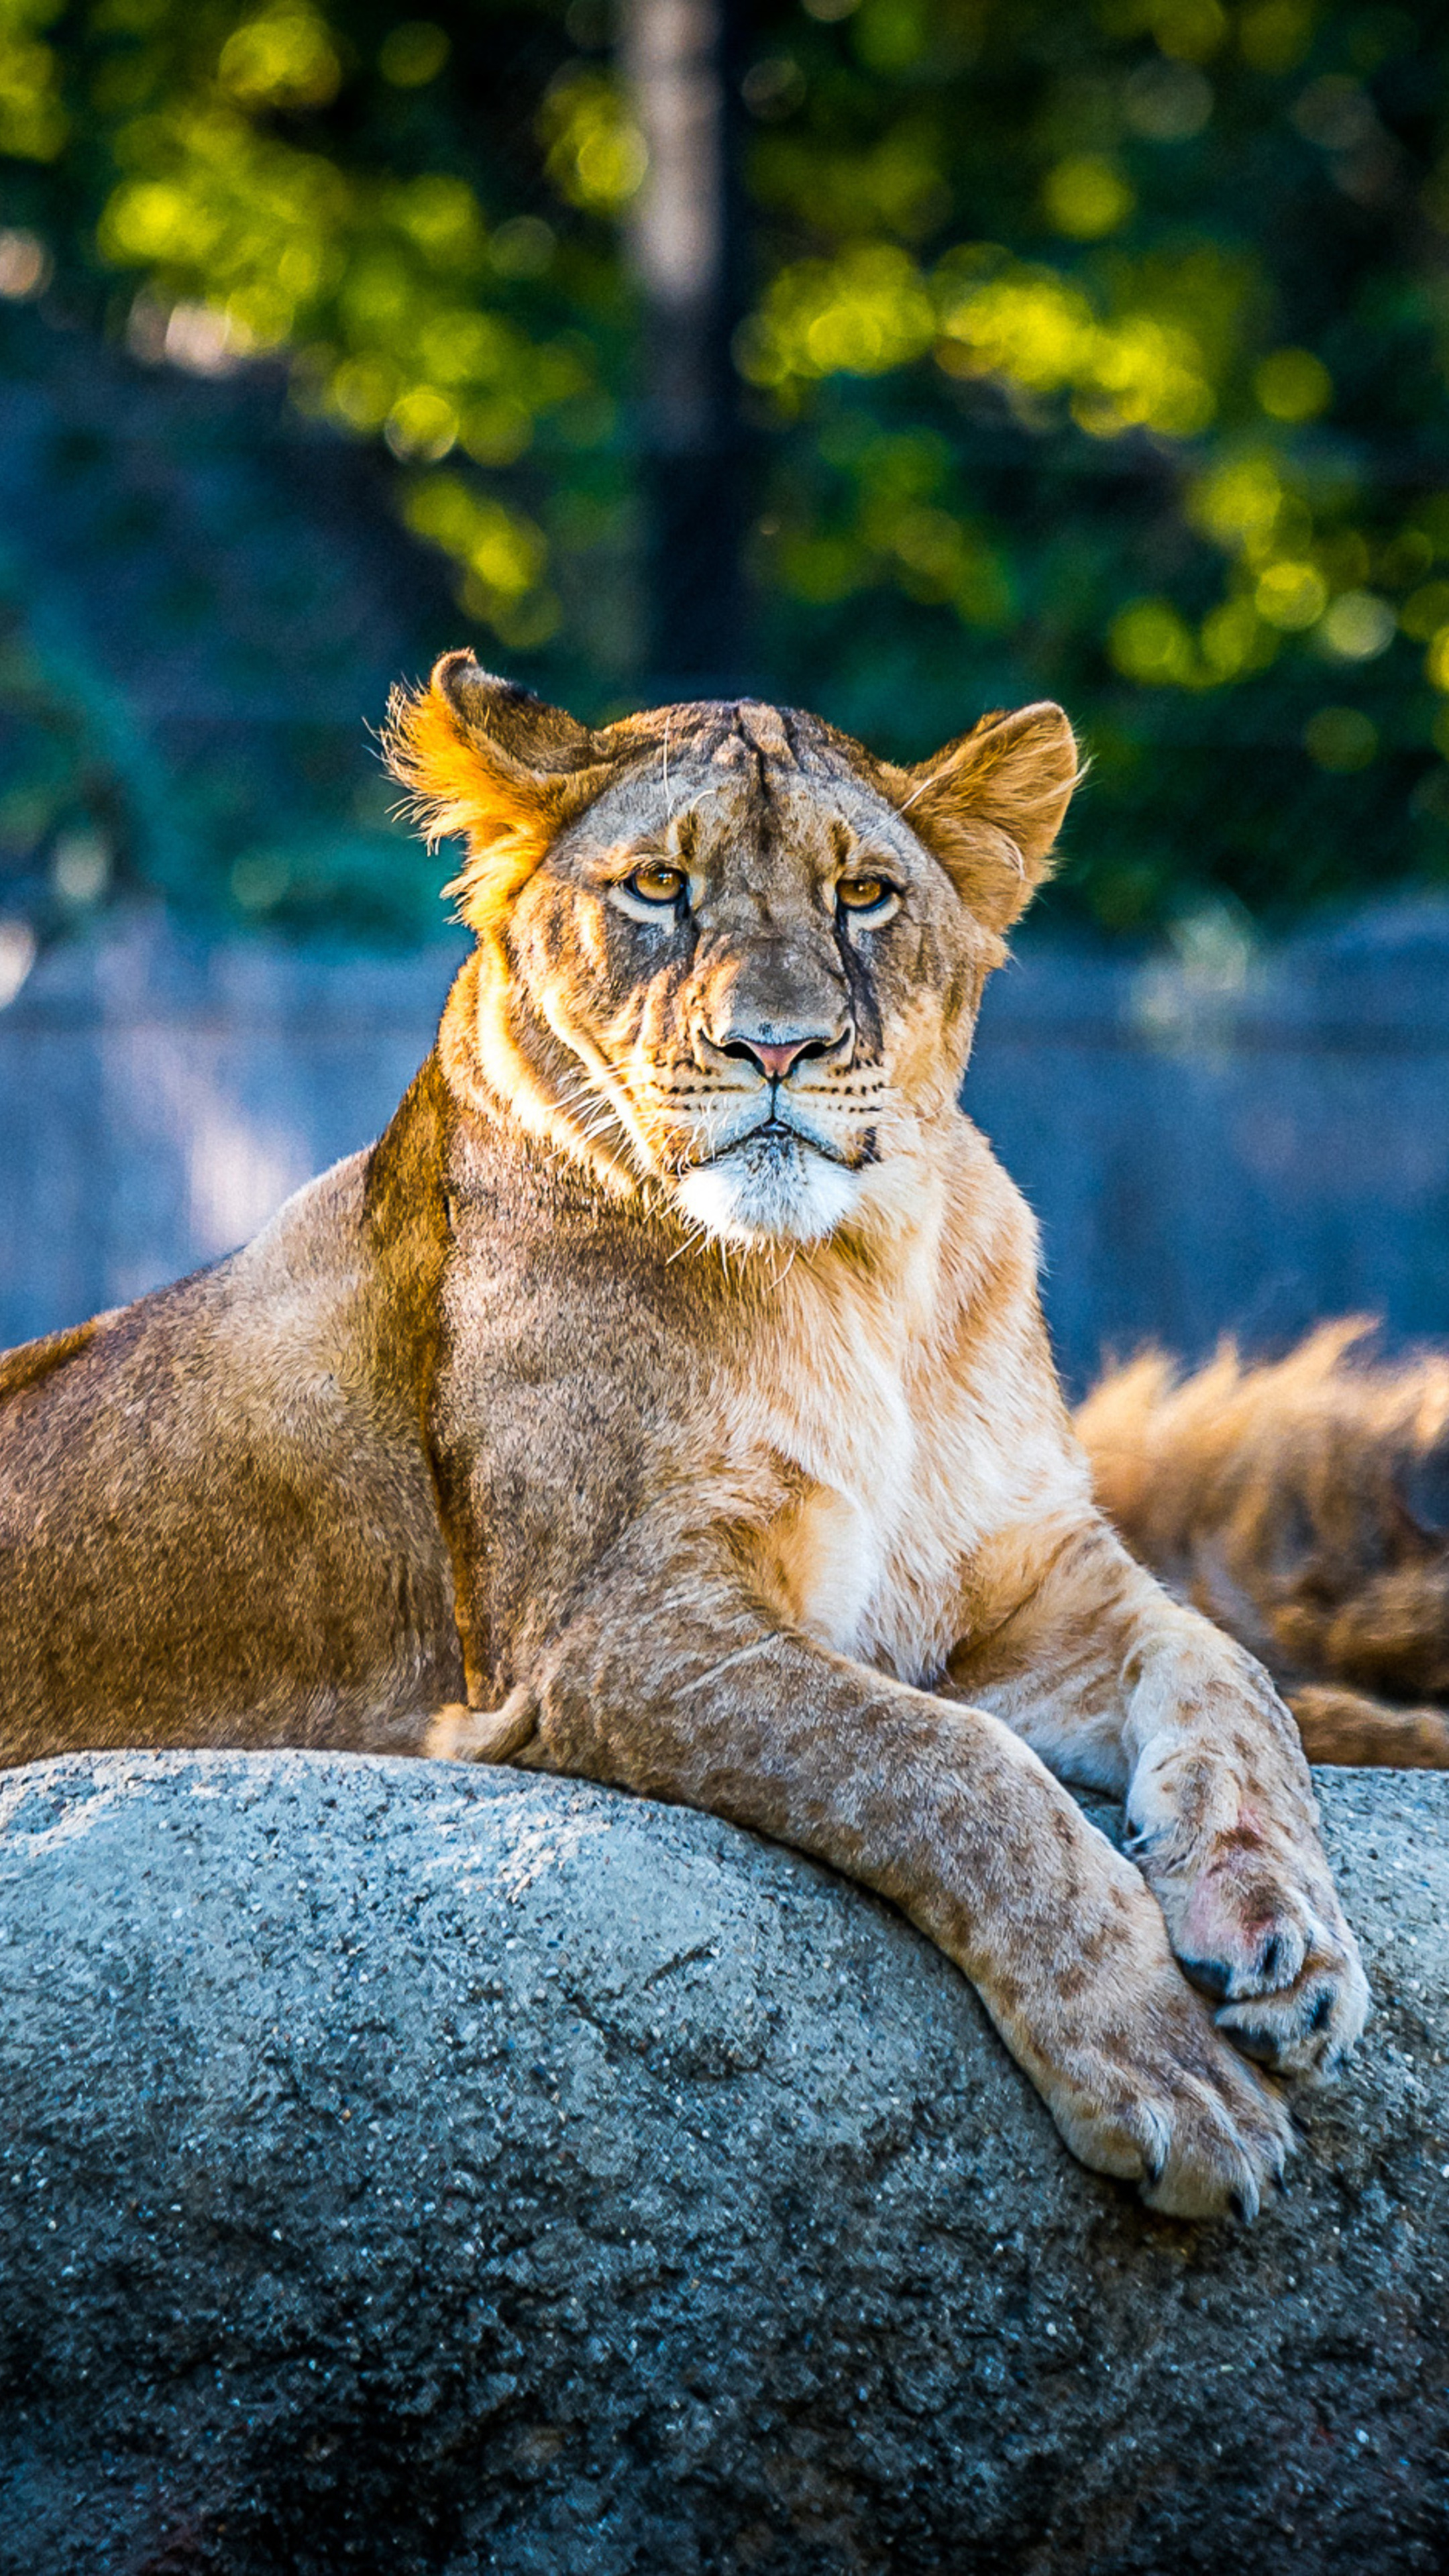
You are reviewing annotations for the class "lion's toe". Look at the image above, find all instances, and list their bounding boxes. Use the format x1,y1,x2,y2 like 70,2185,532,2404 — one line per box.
1048,1973,1296,2222
1215,1922,1370,2084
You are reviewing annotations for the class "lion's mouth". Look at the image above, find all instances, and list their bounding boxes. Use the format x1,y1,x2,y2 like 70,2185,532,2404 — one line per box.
700,1113,862,1173
671,1109,880,1248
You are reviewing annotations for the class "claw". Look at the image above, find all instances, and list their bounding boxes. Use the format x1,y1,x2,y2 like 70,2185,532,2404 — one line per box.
1228,2163,1263,2222
1223,2021,1279,2066
1181,1954,1232,2002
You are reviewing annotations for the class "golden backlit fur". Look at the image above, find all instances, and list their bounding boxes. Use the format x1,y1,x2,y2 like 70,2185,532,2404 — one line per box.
1077,1326,1449,1767
1,654,1391,2222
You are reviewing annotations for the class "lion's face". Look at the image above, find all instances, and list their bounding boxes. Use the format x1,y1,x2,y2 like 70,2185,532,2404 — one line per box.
389,660,1079,1249
505,714,995,1248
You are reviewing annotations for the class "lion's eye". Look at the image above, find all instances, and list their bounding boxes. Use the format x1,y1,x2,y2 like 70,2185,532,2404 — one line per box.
837,875,895,916
627,861,688,906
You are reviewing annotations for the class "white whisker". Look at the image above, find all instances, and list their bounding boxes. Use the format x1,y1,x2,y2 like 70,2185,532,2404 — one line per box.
898,763,955,814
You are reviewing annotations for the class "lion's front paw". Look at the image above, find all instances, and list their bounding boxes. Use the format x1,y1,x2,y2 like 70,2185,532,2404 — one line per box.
1043,1964,1295,2221
1132,1822,1370,2086
1204,1898,1368,2085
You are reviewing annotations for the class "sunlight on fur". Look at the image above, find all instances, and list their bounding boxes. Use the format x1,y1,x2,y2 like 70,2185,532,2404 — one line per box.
5,649,1438,2229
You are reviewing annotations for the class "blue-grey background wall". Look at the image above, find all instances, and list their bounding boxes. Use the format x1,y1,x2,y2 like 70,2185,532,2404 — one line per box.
5,902,1445,1397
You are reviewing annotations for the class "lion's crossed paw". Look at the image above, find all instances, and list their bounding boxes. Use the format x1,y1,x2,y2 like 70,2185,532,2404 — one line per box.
1046,1971,1295,2221
1128,1822,1370,2087
1213,1935,1369,2084
990,1827,1301,2220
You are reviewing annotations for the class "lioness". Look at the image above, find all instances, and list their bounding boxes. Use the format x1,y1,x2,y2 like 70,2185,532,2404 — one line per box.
0,653,1383,2218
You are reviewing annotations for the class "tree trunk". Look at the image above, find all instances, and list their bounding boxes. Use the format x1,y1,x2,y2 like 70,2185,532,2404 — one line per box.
621,0,749,694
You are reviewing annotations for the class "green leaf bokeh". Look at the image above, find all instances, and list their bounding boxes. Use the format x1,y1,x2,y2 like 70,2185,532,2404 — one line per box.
2,0,1449,941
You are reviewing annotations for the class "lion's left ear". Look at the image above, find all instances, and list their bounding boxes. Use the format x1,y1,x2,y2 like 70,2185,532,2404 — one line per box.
384,649,612,933
881,702,1080,932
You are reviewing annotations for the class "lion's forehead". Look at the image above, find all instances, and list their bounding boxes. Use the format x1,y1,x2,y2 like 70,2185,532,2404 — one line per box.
573,755,918,878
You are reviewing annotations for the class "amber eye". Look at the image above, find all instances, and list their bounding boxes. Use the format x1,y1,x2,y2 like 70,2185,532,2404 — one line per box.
627,861,688,906
837,875,894,916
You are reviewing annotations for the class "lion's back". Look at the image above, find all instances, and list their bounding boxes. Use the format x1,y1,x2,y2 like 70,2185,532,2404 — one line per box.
0,1151,464,1760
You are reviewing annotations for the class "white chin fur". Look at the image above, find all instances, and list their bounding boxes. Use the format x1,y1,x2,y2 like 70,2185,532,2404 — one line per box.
674,1136,863,1248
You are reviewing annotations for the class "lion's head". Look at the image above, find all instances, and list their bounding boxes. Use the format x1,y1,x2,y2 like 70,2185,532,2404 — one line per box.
388,652,1078,1249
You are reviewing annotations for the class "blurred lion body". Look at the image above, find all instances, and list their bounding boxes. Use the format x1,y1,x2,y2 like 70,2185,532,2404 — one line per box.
1077,1327,1449,1768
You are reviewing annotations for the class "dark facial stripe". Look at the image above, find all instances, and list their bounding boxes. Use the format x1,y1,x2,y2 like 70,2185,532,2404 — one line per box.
835,916,885,1060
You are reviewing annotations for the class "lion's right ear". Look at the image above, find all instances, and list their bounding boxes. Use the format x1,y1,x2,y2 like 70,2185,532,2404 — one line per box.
384,651,610,932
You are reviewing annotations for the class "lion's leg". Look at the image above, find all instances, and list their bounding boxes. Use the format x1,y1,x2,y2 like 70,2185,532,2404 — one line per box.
466,1528,1291,2220
1287,1683,1449,1769
951,1517,1369,2089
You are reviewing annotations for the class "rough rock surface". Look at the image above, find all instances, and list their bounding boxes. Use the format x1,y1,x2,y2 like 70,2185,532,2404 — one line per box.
0,1752,1445,2576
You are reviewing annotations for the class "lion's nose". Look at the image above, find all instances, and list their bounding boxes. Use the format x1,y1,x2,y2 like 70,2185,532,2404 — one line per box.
718,1030,847,1083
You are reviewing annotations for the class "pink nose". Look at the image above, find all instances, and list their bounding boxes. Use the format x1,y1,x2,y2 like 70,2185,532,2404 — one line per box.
716,1030,840,1081
742,1038,814,1081
718,1028,849,1082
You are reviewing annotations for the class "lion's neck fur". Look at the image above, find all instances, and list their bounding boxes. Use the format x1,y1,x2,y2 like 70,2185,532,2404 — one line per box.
439,947,643,1203
431,949,1067,1684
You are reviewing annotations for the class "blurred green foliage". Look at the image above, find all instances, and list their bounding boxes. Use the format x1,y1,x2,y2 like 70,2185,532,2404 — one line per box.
744,0,1449,934
2,0,1449,938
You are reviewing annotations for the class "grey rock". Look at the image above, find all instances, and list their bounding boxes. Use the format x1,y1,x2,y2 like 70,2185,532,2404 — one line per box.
0,1751,1445,2575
